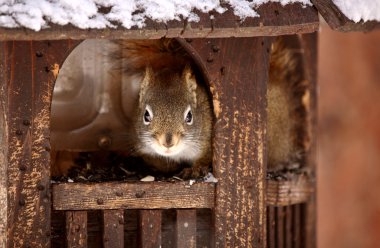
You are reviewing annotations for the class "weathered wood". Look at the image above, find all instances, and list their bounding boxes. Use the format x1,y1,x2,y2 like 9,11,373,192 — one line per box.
66,211,88,248
266,174,314,206
52,182,215,210
285,206,292,248
184,37,270,247
176,210,197,248
0,41,8,248
0,3,318,41
292,204,302,248
139,210,162,248
276,207,285,248
267,207,275,248
0,40,80,248
312,0,380,32
103,210,124,248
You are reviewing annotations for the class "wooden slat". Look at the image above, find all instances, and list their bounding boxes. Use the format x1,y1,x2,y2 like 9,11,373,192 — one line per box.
292,204,302,248
266,174,314,206
285,206,293,248
52,182,215,210
176,210,197,248
267,206,276,248
186,37,270,247
276,207,285,248
139,210,162,248
0,40,79,248
66,211,88,248
103,210,124,248
0,3,318,40
311,0,380,32
0,41,10,248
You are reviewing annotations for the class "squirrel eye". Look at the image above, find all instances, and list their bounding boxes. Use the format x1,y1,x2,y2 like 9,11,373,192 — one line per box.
184,106,193,125
143,105,153,125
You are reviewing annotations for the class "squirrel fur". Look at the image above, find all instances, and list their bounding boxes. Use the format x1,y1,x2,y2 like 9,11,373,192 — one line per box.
117,39,213,178
117,37,306,177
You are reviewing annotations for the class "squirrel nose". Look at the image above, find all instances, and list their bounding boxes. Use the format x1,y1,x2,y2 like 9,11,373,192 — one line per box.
164,133,174,148
159,133,179,148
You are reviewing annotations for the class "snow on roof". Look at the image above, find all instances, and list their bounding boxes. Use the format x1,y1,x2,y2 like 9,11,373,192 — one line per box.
332,0,380,23
0,0,311,31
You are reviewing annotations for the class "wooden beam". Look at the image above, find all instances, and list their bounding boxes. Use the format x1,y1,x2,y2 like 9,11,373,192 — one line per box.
0,3,318,40
52,182,215,210
187,37,270,247
0,41,8,248
0,40,79,248
312,0,380,32
52,175,314,211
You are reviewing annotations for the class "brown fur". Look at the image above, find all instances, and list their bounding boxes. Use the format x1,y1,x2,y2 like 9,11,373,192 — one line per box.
118,39,213,179
267,37,308,171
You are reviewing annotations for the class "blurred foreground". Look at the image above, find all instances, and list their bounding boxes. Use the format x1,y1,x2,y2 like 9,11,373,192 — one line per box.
318,26,380,248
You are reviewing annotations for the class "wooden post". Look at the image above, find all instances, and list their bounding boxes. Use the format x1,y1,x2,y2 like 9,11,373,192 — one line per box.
0,40,80,248
186,37,271,247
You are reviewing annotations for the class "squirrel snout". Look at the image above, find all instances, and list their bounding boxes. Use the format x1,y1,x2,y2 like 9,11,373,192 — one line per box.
158,133,180,148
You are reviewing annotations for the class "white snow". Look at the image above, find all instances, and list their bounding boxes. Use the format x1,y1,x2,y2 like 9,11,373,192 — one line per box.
0,0,311,31
332,0,380,23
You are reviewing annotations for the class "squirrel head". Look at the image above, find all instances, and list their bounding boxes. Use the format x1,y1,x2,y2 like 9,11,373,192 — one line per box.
134,65,207,161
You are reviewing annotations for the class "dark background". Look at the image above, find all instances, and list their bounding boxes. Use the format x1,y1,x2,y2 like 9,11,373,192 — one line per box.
318,25,380,248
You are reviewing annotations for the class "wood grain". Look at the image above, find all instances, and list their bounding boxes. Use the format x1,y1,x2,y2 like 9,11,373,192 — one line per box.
52,182,215,210
185,37,270,247
266,174,314,206
176,210,197,248
0,41,8,248
66,211,88,248
0,3,318,40
139,210,162,248
0,40,80,248
312,0,380,32
103,210,124,248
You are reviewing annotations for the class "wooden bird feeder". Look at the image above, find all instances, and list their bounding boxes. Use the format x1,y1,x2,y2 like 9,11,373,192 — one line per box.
0,1,377,247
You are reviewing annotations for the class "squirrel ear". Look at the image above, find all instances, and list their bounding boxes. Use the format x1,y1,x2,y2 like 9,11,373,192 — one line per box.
183,65,197,105
140,66,153,103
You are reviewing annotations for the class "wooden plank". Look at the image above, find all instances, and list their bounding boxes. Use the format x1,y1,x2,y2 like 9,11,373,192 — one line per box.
52,182,215,210
0,41,8,248
292,205,301,248
176,210,197,248
185,37,270,247
0,3,318,40
266,174,314,206
1,40,80,248
285,206,292,248
267,206,276,248
139,210,162,248
103,210,124,248
66,211,88,248
312,0,380,32
276,207,285,248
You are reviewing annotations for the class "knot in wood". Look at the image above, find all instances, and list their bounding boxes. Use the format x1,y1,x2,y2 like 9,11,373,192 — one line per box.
135,191,145,198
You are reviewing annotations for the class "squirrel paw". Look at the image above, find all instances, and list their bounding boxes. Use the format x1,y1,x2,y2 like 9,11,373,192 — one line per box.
177,166,209,180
